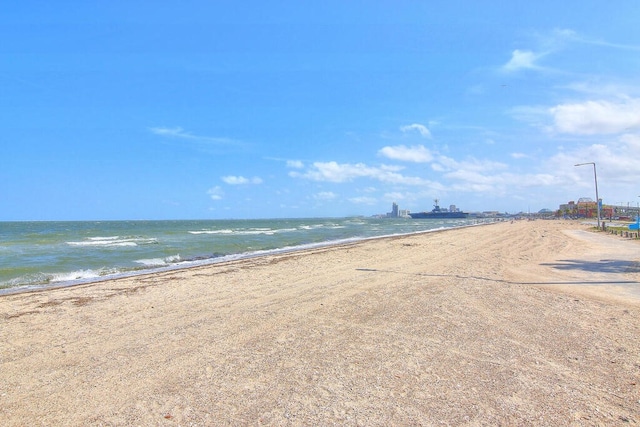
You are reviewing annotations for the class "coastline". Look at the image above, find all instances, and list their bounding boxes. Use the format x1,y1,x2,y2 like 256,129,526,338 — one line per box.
2,219,639,425
0,219,493,297
0,217,490,296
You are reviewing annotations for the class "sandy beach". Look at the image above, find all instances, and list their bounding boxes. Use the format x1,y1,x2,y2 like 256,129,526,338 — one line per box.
1,219,639,426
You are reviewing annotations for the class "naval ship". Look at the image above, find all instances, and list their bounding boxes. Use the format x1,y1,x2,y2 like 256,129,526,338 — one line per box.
409,199,469,219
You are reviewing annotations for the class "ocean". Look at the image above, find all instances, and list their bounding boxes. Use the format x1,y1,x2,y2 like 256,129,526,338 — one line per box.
0,217,486,294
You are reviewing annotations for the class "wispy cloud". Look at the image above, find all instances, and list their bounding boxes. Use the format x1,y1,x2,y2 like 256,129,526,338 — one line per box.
150,126,238,146
222,175,263,185
500,28,578,74
378,145,433,163
585,39,640,51
348,196,378,205
286,160,304,169
433,155,508,175
559,29,640,52
313,191,337,200
561,81,640,98
207,186,224,200
150,127,191,138
501,28,640,75
400,123,432,138
502,49,545,72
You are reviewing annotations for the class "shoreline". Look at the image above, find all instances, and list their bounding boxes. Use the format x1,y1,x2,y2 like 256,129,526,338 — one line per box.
2,219,639,425
0,219,497,297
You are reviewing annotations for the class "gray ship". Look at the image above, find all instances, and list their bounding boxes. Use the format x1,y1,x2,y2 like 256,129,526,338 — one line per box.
409,199,469,219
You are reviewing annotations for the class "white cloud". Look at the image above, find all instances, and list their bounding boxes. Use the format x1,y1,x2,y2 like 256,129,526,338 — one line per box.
286,160,304,169
432,164,558,197
313,191,337,200
501,29,577,73
289,162,372,183
348,196,378,205
285,146,581,212
552,28,578,40
222,176,263,185
290,161,430,186
558,29,640,51
207,186,224,200
508,105,549,125
150,126,191,138
283,112,640,212
378,145,433,163
550,99,640,134
150,126,236,145
502,49,544,72
562,81,640,98
400,123,432,138
422,155,554,196
548,134,640,187
383,191,408,201
434,155,508,174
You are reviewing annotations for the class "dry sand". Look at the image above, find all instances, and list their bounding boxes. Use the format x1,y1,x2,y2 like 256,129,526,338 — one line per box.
1,219,639,426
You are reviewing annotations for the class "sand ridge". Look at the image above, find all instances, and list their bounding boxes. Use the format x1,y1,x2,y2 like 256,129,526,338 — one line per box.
1,220,639,425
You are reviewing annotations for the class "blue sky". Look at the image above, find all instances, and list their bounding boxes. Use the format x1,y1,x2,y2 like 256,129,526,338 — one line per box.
2,1,640,220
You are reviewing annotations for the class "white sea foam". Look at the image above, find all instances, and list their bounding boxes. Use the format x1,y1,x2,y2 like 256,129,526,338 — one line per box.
135,254,181,267
239,229,275,235
299,224,326,230
50,269,103,282
67,237,157,247
0,268,117,294
189,228,296,236
189,229,234,235
274,228,297,233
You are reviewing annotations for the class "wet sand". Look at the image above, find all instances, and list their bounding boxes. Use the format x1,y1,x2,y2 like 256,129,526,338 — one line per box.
1,219,639,425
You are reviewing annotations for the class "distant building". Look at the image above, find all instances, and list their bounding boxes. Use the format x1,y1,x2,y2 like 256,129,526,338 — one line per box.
558,200,576,216
558,198,613,219
388,202,399,218
384,202,410,218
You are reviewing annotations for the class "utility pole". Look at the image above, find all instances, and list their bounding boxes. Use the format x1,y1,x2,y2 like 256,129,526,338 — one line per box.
575,162,600,229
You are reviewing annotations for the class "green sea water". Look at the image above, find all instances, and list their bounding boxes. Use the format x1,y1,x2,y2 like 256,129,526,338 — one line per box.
0,217,484,293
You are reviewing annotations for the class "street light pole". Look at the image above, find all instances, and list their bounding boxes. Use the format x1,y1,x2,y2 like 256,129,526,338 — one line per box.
575,162,601,229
